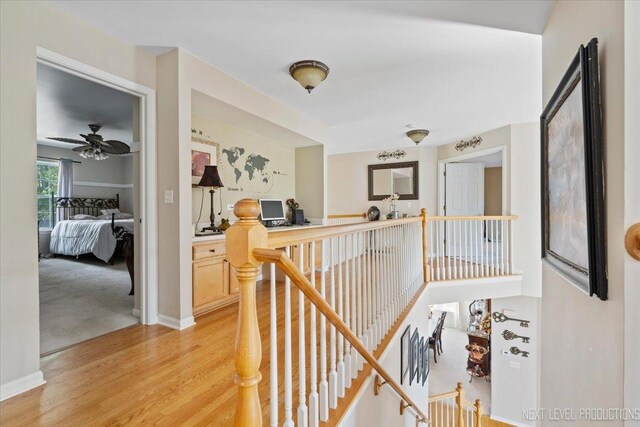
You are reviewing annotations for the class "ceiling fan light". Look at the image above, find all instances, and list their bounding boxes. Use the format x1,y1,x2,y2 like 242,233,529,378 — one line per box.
289,60,329,93
406,129,430,145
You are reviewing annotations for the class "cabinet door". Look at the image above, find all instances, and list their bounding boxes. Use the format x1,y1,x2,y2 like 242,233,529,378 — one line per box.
193,258,226,307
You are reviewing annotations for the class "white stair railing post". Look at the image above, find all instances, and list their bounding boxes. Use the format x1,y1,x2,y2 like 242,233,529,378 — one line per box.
318,239,329,421
309,243,319,427
269,263,278,427
284,245,294,427
297,244,308,427
329,238,338,409
337,236,345,398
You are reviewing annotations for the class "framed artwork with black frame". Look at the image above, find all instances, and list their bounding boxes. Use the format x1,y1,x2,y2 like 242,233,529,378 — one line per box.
409,329,420,385
421,339,429,385
417,337,424,385
400,325,411,385
540,37,607,300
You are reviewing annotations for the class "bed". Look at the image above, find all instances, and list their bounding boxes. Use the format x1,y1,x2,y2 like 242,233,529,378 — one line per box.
48,195,134,263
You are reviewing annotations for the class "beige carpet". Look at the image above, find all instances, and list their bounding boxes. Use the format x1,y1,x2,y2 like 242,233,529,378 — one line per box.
39,255,137,354
429,326,492,413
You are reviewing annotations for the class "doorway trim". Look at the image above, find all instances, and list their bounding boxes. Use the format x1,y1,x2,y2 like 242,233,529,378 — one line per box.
36,47,158,325
437,145,507,217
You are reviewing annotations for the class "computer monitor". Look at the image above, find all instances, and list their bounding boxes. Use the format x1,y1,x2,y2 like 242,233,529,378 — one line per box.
259,199,285,222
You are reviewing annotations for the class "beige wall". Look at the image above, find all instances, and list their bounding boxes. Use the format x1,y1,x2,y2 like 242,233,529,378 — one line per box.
541,0,625,419
295,145,325,220
327,146,438,217
0,1,155,394
484,167,502,215
191,114,297,224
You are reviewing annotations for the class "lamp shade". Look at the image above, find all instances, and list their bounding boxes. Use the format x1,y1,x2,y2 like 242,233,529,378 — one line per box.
289,60,330,93
406,129,430,145
197,165,224,188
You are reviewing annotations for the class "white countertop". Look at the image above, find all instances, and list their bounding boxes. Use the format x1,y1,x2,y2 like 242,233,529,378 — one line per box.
192,223,324,242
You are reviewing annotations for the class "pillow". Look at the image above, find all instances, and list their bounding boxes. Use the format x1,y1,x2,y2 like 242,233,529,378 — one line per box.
100,208,121,215
72,214,96,220
98,212,133,220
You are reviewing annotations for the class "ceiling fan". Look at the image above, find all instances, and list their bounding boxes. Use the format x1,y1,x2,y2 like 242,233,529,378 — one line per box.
46,124,130,161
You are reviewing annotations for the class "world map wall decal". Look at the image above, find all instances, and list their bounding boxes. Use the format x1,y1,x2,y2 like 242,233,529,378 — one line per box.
221,146,280,194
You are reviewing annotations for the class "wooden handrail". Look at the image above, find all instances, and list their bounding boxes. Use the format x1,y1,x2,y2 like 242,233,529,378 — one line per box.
327,212,367,219
427,390,459,401
266,216,422,249
427,215,518,221
252,247,430,425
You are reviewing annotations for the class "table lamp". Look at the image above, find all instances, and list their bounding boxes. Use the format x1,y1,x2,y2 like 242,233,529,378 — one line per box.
197,165,224,233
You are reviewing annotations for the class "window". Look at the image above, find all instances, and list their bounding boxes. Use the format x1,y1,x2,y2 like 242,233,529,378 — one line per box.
37,160,59,229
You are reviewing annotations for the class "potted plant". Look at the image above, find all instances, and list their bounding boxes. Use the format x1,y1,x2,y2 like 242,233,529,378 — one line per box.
383,193,400,219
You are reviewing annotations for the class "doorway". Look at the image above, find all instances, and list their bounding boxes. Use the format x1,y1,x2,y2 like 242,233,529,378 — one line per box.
35,48,158,353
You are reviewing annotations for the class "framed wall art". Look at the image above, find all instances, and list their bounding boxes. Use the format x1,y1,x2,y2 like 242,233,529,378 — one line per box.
540,38,607,300
409,329,420,385
400,325,411,385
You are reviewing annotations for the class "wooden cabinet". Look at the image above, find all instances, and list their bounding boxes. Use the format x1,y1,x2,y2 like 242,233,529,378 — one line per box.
192,240,239,316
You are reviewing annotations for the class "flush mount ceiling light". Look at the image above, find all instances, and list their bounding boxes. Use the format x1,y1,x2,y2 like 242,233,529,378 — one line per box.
406,129,430,145
289,60,330,93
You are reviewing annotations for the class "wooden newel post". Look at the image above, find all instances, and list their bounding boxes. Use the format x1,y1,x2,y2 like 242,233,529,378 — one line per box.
474,398,482,427
420,208,429,284
455,382,465,427
227,199,268,426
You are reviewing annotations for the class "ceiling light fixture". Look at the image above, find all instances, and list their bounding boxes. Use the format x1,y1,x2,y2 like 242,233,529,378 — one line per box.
289,60,330,93
406,129,430,145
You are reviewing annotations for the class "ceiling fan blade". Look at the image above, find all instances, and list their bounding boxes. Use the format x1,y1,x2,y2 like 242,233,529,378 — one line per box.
102,140,131,154
45,137,87,145
82,133,103,142
72,145,91,152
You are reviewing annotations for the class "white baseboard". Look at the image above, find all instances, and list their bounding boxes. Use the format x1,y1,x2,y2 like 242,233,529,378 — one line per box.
0,371,46,401
157,314,195,330
132,308,140,318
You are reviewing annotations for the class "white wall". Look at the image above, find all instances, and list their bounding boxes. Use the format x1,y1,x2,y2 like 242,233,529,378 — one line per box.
624,1,640,417
540,0,626,420
37,145,134,213
340,290,430,427
490,296,540,426
0,1,156,399
327,146,438,217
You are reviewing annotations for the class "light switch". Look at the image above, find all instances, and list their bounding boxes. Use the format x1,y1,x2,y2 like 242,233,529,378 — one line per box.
228,204,235,211
164,190,174,204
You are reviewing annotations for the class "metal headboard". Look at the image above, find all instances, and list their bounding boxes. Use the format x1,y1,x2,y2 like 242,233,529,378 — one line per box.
52,193,120,223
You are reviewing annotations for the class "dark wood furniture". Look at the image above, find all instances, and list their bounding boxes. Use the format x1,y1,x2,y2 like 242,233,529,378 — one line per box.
428,312,447,363
466,332,490,382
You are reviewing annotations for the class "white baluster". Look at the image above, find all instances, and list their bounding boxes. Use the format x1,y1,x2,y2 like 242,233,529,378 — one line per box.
309,243,319,427
343,235,353,387
337,236,345,398
270,263,278,427
350,233,358,379
458,220,463,279
508,219,513,274
297,244,308,427
465,220,469,278
492,220,497,276
501,220,505,274
329,238,338,409
319,239,329,422
284,246,294,427
481,220,485,277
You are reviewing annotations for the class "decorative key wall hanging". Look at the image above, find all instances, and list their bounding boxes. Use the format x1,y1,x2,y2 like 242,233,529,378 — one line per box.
502,329,530,343
510,346,530,358
492,312,530,328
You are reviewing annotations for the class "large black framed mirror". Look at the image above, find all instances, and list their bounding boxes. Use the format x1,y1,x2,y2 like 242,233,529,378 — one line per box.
368,161,419,201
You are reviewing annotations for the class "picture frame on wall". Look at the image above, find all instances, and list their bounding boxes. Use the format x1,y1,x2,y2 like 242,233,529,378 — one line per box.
417,337,424,385
540,38,607,300
191,150,210,177
409,329,420,385
400,325,411,385
421,339,429,385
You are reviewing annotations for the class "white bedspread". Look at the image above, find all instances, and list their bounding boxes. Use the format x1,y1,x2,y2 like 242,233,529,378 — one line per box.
49,219,134,263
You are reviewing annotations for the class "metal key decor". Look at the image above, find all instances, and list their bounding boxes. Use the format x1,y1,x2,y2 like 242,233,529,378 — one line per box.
502,329,530,343
510,346,530,358
492,312,530,328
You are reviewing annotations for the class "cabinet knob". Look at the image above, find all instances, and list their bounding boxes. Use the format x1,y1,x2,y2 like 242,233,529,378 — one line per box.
209,248,216,253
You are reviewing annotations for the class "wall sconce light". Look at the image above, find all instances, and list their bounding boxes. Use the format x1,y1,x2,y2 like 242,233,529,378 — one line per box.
289,60,330,93
455,136,483,152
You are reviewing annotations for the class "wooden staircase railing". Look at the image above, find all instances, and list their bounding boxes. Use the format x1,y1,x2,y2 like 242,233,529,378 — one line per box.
326,212,367,225
428,383,482,427
228,199,429,426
